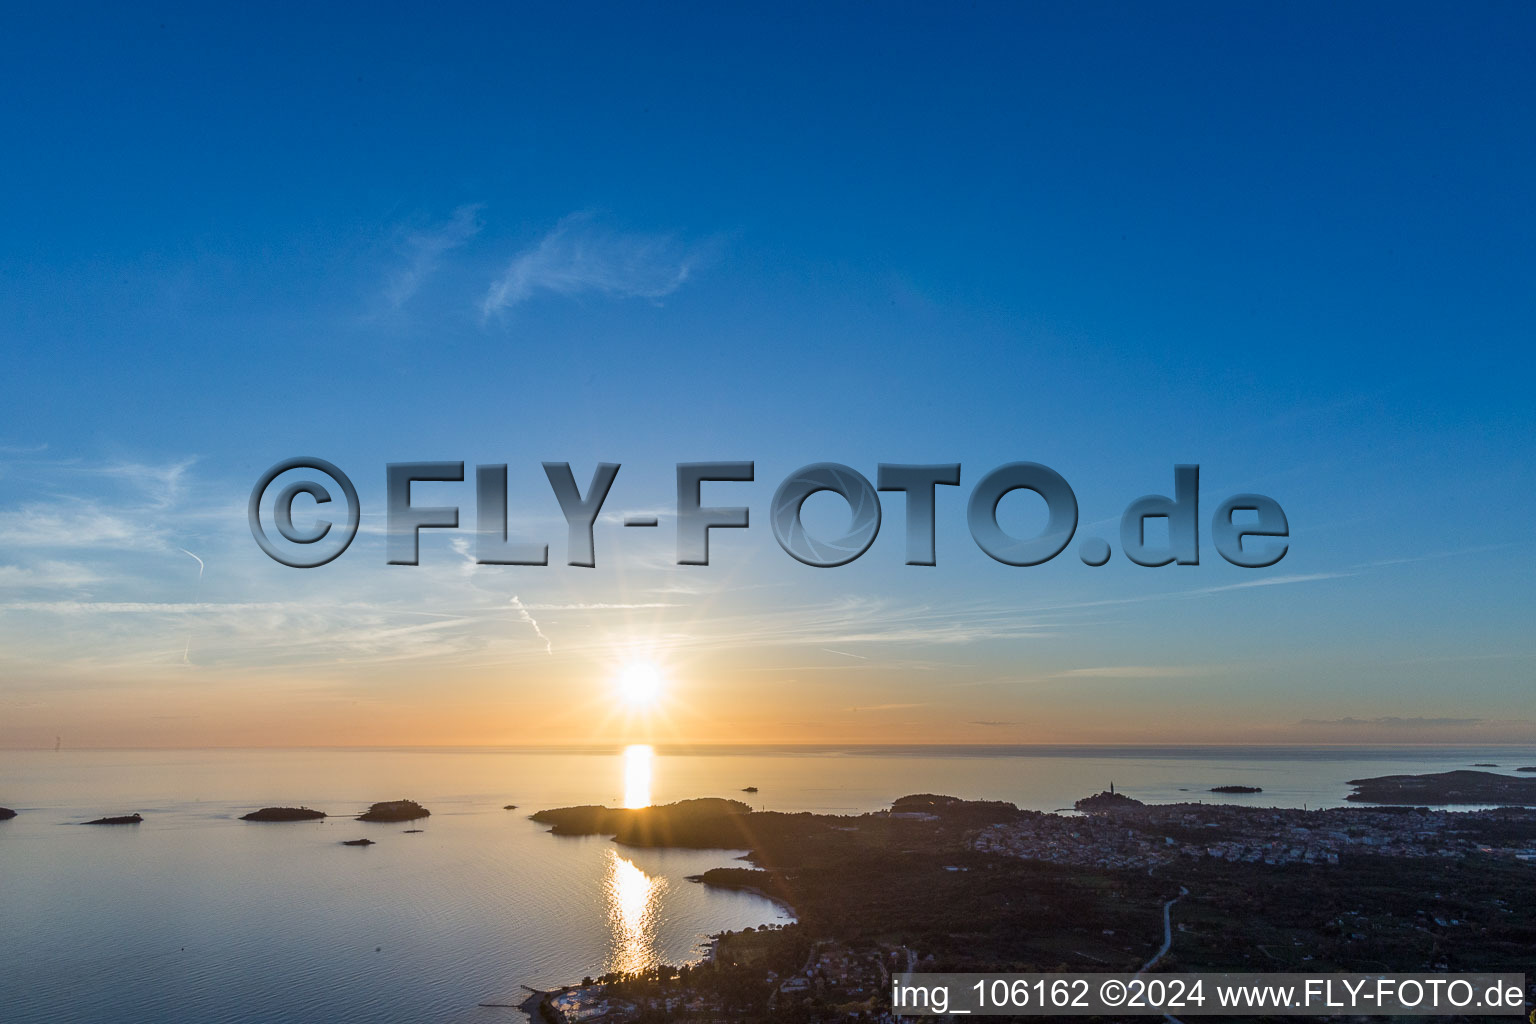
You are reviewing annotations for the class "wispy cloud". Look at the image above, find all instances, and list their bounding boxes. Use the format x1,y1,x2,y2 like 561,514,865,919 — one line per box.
846,702,927,712
89,457,197,508
384,204,483,311
0,561,102,589
1192,572,1351,594
1298,715,1486,728
0,501,146,549
482,212,708,318
1055,665,1210,679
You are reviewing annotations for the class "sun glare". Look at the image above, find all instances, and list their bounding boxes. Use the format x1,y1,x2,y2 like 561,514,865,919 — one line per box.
623,744,653,808
616,661,664,709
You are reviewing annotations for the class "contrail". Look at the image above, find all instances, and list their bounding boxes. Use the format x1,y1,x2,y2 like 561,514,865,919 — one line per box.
821,647,868,660
510,595,552,654
178,548,205,664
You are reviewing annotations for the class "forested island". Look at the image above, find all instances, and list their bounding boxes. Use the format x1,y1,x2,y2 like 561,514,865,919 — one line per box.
357,799,430,822
1346,769,1536,805
240,806,326,821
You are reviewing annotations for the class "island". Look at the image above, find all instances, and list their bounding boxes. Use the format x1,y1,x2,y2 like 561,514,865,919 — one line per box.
357,799,430,822
1471,763,1500,767
0,807,15,820
522,791,1536,1024
341,838,375,846
84,813,142,825
1210,785,1263,794
741,786,758,793
532,797,753,846
1345,770,1536,805
240,806,326,822
503,804,518,810
1519,767,1536,773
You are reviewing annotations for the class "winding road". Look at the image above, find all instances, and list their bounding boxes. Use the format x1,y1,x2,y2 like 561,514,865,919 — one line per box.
1137,883,1190,975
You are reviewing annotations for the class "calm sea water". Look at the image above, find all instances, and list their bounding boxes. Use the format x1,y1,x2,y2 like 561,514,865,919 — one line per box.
2,745,1532,1024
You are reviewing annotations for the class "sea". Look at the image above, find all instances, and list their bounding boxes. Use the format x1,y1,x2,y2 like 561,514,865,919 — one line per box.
2,744,1532,1024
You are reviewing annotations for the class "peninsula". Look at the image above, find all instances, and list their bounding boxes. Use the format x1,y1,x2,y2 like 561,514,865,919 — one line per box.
1345,769,1536,805
525,792,1536,1023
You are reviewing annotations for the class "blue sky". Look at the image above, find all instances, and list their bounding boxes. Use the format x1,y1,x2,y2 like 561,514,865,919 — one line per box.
1,4,1532,747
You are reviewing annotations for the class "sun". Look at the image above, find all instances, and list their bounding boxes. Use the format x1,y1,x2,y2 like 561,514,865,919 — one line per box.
615,661,664,709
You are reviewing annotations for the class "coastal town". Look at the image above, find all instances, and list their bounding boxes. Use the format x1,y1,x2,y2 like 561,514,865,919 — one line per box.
974,800,1536,870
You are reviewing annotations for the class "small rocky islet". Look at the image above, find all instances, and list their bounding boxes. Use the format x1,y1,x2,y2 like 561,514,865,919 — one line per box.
0,807,17,820
240,806,327,822
84,813,143,825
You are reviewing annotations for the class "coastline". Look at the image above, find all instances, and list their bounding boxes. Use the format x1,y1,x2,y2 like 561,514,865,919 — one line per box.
516,986,550,1024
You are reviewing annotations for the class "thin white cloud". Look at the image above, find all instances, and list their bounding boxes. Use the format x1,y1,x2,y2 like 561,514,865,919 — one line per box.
1298,716,1487,728
0,502,145,549
88,457,197,508
1055,665,1209,679
384,204,483,311
482,212,707,318
1193,572,1352,594
519,602,680,611
0,561,102,589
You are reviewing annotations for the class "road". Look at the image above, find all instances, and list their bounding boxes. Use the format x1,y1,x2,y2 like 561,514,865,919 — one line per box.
1136,884,1189,975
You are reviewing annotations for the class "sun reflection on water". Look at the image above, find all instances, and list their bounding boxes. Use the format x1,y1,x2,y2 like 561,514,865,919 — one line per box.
623,744,653,809
604,850,665,975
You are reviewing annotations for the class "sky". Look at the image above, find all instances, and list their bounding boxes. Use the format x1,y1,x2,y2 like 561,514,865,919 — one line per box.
0,3,1532,748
